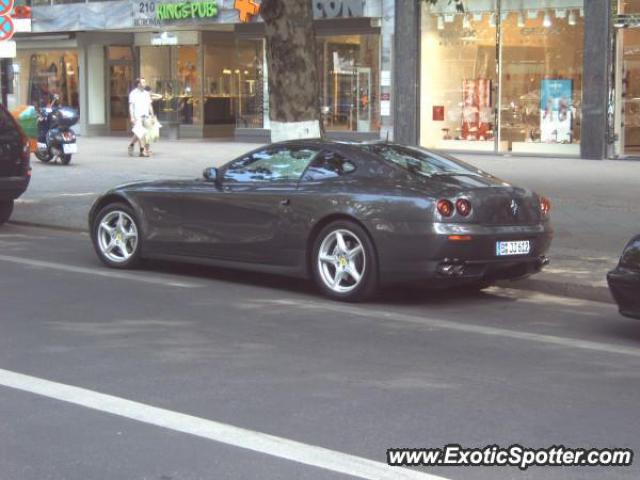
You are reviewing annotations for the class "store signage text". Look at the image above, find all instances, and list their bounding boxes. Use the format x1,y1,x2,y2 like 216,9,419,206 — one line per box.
156,0,218,21
313,0,364,19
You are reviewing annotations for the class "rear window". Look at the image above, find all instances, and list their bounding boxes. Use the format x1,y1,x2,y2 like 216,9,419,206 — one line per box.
364,144,479,177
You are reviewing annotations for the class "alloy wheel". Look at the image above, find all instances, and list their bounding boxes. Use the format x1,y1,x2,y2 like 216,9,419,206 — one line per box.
317,229,366,294
97,210,139,264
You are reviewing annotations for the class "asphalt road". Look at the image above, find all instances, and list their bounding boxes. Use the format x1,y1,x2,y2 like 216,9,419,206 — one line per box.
0,224,639,480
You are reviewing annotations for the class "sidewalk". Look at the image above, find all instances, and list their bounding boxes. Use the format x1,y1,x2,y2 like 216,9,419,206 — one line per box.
12,137,640,304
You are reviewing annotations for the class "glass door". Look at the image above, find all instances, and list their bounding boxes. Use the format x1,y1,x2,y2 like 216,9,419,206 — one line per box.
615,26,640,156
108,47,135,133
109,63,133,132
356,67,371,132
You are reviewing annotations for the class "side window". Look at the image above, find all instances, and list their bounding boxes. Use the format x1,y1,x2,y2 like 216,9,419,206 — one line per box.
224,148,319,183
302,151,357,182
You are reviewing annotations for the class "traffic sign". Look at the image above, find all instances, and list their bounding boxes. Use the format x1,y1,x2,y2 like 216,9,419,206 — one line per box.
0,0,14,17
0,15,13,41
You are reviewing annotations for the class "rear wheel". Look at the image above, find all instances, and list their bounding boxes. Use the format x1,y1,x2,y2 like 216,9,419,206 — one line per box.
92,203,142,269
0,200,14,225
312,220,378,302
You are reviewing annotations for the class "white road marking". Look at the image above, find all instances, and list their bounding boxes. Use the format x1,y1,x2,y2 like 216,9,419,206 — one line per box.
262,299,640,359
0,368,447,480
0,254,202,289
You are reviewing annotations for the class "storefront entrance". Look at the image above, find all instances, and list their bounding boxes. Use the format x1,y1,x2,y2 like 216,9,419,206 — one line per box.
613,1,640,157
108,47,135,133
420,0,584,156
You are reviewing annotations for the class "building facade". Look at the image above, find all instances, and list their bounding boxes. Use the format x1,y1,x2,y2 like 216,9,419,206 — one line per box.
396,0,640,160
4,0,395,141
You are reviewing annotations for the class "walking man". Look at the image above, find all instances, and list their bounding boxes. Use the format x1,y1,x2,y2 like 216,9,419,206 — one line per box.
128,77,154,157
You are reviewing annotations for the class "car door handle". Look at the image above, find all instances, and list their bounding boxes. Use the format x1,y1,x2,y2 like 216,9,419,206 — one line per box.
280,199,290,206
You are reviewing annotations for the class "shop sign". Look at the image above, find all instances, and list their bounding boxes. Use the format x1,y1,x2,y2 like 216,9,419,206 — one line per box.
151,31,178,45
235,0,259,23
11,5,31,33
313,0,364,19
156,1,218,21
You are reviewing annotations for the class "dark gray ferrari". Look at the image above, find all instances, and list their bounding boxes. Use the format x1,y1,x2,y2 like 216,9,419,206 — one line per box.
89,140,553,301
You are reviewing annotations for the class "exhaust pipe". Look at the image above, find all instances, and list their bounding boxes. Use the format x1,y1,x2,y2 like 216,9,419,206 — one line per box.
437,262,465,277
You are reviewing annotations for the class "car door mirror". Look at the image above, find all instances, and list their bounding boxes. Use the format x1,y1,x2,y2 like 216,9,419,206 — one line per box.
203,167,219,183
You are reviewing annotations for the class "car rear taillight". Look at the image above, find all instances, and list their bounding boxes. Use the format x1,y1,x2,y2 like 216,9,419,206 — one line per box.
539,196,551,217
437,199,454,217
456,198,472,217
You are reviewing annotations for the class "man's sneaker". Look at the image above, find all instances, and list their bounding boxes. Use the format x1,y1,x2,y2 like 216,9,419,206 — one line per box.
128,144,134,157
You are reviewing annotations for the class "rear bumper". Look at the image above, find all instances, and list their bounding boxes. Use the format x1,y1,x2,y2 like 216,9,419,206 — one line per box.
377,222,553,285
0,175,30,201
607,267,640,319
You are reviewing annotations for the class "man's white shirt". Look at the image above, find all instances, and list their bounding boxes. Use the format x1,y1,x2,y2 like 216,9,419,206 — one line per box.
129,88,153,119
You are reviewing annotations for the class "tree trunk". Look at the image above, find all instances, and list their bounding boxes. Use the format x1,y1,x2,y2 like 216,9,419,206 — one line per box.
261,0,323,142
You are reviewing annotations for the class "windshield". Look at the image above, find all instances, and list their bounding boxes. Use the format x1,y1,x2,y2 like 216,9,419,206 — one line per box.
365,144,481,177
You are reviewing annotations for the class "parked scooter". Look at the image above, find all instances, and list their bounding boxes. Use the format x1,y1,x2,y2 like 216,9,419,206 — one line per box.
35,95,79,165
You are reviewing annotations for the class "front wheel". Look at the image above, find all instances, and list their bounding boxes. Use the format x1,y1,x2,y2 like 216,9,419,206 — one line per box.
35,150,52,163
92,203,142,269
60,154,72,165
312,220,378,302
0,200,14,225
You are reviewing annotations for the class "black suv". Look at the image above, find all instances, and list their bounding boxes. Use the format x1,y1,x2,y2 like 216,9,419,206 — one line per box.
0,103,31,225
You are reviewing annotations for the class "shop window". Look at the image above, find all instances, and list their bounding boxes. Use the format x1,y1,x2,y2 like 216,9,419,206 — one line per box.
420,5,497,152
499,7,584,155
620,0,640,13
203,38,264,129
140,45,201,126
317,34,380,133
9,50,79,111
420,0,584,156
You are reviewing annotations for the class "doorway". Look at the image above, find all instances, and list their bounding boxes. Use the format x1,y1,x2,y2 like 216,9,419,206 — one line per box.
108,47,135,133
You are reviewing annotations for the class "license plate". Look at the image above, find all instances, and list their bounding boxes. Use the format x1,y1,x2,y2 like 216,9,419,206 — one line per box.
496,240,531,256
63,143,77,154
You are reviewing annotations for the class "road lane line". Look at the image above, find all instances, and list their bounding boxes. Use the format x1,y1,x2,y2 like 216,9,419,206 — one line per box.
0,368,447,480
262,299,640,359
0,255,202,289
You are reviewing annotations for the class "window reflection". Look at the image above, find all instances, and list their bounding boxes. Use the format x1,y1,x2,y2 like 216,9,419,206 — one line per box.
225,149,319,183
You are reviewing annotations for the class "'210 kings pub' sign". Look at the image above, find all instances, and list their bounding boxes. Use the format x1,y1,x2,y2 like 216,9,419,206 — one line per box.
133,0,366,27
134,0,219,26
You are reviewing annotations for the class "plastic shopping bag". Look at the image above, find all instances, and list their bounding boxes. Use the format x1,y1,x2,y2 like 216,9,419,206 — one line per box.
147,116,161,143
133,122,147,141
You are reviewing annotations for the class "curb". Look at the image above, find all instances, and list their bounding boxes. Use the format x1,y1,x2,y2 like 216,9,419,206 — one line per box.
497,277,614,305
